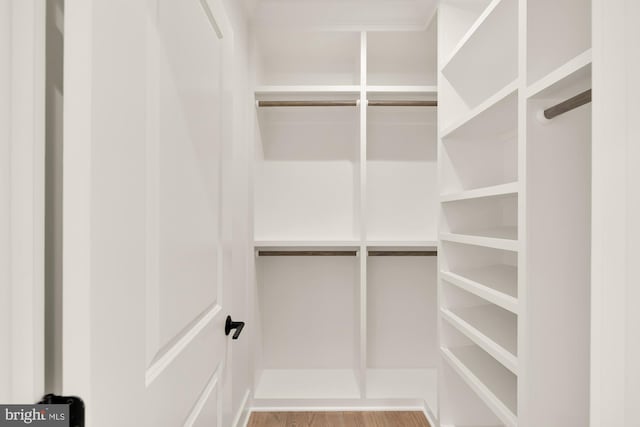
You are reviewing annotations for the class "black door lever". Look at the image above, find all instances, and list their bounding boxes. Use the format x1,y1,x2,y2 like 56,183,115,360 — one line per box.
225,315,245,340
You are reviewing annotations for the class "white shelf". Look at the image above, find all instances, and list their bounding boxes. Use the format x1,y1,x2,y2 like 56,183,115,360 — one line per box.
367,85,437,95
366,240,437,251
441,81,518,140
254,369,361,399
441,265,518,314
441,346,517,427
441,182,518,203
255,85,361,98
255,240,361,251
440,0,518,106
366,369,437,405
440,227,518,252
527,49,592,99
442,305,518,374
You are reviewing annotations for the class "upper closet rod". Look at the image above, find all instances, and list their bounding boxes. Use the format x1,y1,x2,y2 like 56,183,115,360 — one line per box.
368,100,437,107
257,100,359,107
256,100,438,108
543,89,592,120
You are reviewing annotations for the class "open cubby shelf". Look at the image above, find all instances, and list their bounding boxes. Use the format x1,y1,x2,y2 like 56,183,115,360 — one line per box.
442,305,518,374
441,346,517,427
442,265,518,314
441,0,518,108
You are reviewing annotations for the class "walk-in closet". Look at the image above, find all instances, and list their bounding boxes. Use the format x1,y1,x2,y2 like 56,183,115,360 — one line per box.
250,0,592,425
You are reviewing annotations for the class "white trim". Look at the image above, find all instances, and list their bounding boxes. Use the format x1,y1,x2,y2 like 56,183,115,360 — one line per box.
591,0,640,425
145,304,222,386
232,388,251,427
184,368,220,427
62,0,93,405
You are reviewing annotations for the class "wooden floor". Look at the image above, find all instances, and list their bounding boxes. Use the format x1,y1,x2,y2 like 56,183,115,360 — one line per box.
247,411,430,427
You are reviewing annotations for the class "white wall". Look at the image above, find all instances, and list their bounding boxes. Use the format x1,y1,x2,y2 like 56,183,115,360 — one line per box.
591,0,640,425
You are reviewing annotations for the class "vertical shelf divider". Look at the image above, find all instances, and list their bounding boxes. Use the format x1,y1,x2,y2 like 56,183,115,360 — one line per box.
516,0,528,421
359,30,368,399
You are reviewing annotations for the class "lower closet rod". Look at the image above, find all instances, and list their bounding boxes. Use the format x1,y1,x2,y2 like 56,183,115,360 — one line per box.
258,250,358,256
543,89,592,119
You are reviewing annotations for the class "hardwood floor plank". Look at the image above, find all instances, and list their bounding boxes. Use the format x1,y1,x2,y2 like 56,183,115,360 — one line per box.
248,411,430,427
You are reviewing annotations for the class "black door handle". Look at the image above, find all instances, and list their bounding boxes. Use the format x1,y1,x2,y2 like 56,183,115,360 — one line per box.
225,315,245,340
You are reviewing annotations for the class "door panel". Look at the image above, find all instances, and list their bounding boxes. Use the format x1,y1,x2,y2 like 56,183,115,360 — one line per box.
63,0,233,425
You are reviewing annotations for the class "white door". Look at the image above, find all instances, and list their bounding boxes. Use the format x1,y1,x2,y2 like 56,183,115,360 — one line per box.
62,0,237,426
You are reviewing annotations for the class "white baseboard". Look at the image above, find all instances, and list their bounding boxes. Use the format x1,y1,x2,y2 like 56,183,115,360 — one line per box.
232,388,251,427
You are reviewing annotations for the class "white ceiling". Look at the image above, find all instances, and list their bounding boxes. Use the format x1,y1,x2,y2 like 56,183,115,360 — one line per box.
244,0,439,31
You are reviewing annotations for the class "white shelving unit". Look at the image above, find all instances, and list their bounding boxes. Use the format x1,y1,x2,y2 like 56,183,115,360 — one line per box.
252,22,439,420
438,1,591,426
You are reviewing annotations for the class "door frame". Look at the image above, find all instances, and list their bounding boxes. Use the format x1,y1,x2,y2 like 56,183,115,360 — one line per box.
0,0,46,405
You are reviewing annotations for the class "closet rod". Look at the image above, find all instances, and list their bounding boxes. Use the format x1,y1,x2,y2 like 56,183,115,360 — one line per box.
368,100,438,107
257,100,359,107
543,89,592,119
258,250,358,257
368,250,437,257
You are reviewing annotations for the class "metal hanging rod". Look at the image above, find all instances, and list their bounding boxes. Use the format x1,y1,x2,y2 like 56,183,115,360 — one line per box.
543,89,592,120
258,250,358,257
368,250,437,257
368,100,438,107
257,100,359,107
256,100,438,108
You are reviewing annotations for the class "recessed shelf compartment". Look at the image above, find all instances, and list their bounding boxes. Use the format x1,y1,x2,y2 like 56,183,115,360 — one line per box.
527,0,591,85
441,82,518,141
442,265,518,314
441,299,518,374
367,256,438,396
527,49,592,99
255,104,359,241
254,369,360,399
366,102,437,241
441,346,517,427
439,83,518,194
255,30,360,86
257,256,359,395
367,21,437,86
441,195,518,252
441,0,518,107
